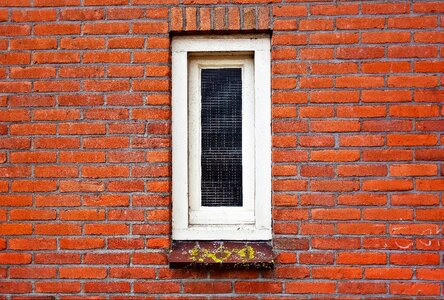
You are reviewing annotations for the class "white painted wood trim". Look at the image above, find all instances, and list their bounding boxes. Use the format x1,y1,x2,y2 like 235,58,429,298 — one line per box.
171,51,189,239
171,35,271,241
254,48,272,231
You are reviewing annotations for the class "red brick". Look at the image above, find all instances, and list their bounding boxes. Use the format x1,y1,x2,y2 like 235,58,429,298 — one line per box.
389,76,438,88
34,81,80,92
391,164,438,176
35,224,81,235
415,32,444,43
390,105,440,117
362,3,410,14
312,120,360,132
273,34,307,46
311,150,360,162
416,149,444,161
273,194,297,206
10,38,57,51
235,282,282,293
35,253,80,264
299,77,333,88
11,180,57,192
391,253,440,265
34,24,80,35
0,253,32,264
0,25,30,36
272,91,307,103
311,91,359,103
0,282,32,293
300,194,335,206
10,267,56,279
0,53,30,64
276,252,296,264
300,223,334,235
84,224,129,235
337,252,386,265
299,252,333,265
110,209,145,221
391,194,439,206
299,19,333,31
391,283,440,296
299,106,334,118
362,90,411,102
388,134,438,146
0,82,31,92
313,238,360,250
337,47,385,59
272,48,297,60
390,224,440,236
311,4,358,15
337,223,386,235
363,208,413,220
273,19,297,31
59,94,104,106
60,238,105,250
35,282,80,293
61,67,104,79
311,62,357,74
84,253,129,265
60,8,104,20
10,209,56,221
185,282,232,294
363,179,413,191
83,195,129,206
133,22,168,34
60,267,107,279
35,195,80,207
388,16,437,29
339,135,385,147
286,282,335,294
85,282,131,293
339,165,386,178
363,149,413,161
312,208,360,220
417,179,444,191
313,267,362,279
110,267,155,279
416,209,444,221
417,269,444,280
339,282,386,294
275,266,309,279
309,33,358,45
60,209,105,221
0,195,32,207
300,165,334,177
311,180,359,192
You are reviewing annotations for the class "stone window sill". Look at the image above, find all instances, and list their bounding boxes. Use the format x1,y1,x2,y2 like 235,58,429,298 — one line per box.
169,241,274,269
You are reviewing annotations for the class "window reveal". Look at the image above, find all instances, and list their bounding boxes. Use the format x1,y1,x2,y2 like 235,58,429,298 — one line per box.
201,68,243,207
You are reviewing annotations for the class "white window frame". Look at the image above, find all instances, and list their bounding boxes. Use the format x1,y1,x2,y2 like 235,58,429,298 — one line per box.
172,35,271,240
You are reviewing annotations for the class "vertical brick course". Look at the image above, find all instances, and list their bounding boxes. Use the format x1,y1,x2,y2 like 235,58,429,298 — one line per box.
0,0,442,298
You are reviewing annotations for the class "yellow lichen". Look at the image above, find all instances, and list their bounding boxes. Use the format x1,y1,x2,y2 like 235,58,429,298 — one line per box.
188,244,256,264
236,246,255,260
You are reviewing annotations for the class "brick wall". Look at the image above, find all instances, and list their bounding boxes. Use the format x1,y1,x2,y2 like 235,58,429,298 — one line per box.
0,0,443,298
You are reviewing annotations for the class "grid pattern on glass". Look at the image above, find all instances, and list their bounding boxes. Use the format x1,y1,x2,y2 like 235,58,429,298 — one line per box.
200,68,243,207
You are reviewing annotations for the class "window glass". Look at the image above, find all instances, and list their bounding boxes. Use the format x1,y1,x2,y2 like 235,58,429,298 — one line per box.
201,68,243,207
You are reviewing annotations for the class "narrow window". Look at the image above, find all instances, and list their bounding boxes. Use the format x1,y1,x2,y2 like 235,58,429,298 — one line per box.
172,36,271,241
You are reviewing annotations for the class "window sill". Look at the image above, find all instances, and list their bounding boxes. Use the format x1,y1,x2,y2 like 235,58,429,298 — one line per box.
169,241,274,269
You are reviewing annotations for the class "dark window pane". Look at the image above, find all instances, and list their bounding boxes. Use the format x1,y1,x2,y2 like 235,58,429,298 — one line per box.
201,68,243,207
